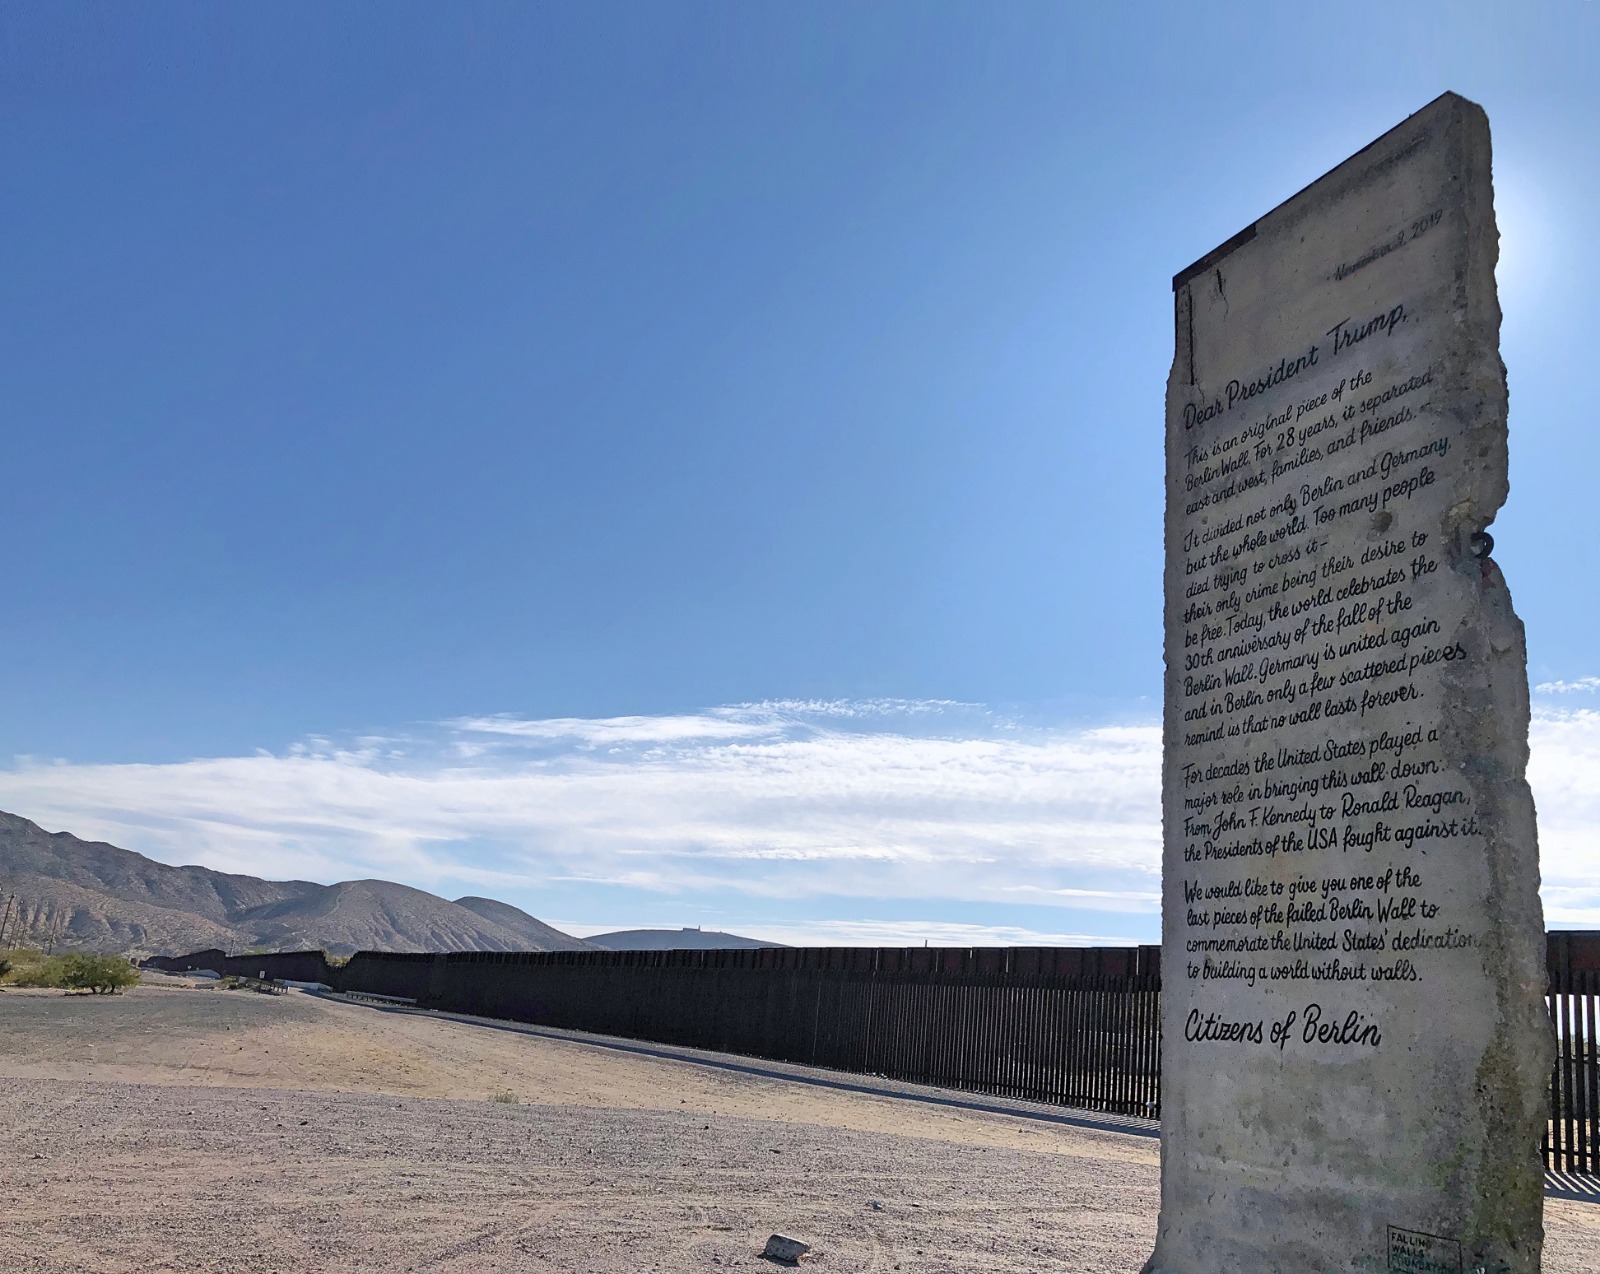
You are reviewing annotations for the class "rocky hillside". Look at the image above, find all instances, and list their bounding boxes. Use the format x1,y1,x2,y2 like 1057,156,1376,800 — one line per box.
0,809,592,957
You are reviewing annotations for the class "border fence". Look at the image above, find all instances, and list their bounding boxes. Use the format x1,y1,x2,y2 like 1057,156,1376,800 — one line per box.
1547,930,1599,1175
432,944,1162,1118
144,931,1598,1173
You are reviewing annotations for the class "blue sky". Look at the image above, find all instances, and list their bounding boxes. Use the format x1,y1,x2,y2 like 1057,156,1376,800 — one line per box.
2,3,1596,944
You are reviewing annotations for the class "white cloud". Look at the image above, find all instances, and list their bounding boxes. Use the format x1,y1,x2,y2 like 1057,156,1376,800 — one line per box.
2,690,1596,931
733,698,979,720
0,702,1161,913
1528,703,1600,925
558,919,1149,948
449,712,773,747
1533,677,1600,695
777,919,1150,947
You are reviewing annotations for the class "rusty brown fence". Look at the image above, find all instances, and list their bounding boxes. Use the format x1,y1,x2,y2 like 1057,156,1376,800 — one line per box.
145,932,1600,1172
1547,930,1600,1175
347,943,1164,1118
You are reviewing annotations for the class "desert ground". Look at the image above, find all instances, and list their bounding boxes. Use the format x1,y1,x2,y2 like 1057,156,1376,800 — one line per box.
0,979,1594,1273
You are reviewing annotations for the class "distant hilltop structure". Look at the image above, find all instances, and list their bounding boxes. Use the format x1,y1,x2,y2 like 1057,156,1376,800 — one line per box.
584,927,785,952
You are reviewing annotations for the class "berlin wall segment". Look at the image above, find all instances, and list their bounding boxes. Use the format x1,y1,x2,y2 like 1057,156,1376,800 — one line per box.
1148,94,1552,1274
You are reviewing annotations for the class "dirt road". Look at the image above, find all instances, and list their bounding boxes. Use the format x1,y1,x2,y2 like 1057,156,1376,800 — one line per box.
0,984,1593,1273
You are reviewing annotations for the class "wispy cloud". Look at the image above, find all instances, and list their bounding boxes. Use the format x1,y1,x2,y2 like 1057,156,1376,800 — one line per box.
559,919,1148,948
0,701,1160,916
449,712,774,747
2,688,1596,933
1534,677,1600,695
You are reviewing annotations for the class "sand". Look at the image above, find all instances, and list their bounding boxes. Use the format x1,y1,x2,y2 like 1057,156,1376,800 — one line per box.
0,983,1593,1272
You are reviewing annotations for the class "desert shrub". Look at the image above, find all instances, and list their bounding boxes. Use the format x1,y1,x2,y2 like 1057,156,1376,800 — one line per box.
60,953,140,994
2,951,69,988
490,1090,519,1104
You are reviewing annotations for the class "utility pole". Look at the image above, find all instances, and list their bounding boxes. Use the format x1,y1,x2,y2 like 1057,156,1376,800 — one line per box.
0,892,14,949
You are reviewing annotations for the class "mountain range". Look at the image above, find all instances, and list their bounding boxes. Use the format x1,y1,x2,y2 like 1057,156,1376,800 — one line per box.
585,927,784,951
0,809,592,957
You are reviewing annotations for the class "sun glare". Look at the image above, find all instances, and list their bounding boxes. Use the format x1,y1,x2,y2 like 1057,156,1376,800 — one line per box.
1492,164,1555,313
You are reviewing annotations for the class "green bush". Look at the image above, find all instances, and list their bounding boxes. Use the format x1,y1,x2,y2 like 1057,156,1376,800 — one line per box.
0,949,138,992
2,950,68,988
59,953,140,994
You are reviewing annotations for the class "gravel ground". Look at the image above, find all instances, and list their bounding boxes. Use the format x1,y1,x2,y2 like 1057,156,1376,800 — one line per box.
1,1078,1159,1273
0,985,1593,1273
